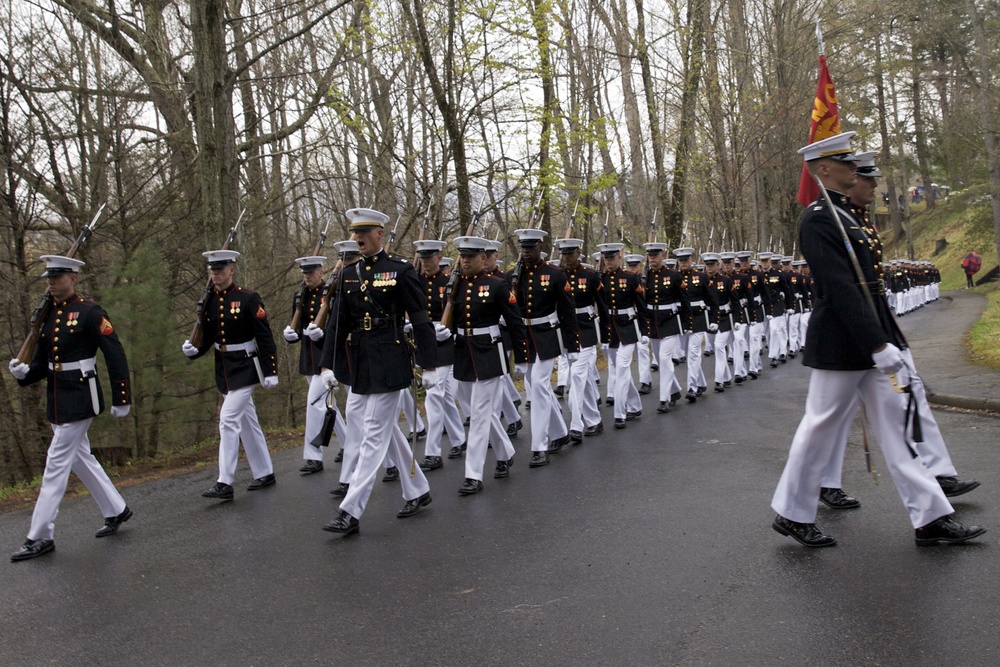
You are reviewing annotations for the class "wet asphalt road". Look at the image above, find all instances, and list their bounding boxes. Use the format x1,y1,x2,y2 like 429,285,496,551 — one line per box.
2,304,999,666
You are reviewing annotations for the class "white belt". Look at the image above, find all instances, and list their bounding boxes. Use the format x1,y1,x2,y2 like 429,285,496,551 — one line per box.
48,356,97,373
575,306,595,317
524,313,559,327
719,304,731,313
753,295,762,304
613,307,635,317
739,298,747,307
456,325,501,338
215,340,258,354
689,300,706,309
651,303,679,312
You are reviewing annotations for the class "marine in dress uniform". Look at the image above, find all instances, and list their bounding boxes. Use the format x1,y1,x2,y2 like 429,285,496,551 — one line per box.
675,246,718,401
9,256,133,561
600,243,647,429
510,228,580,466
319,208,436,536
742,253,770,378
815,151,980,511
725,253,752,384
478,241,523,437
183,250,278,500
705,252,736,392
643,242,686,412
413,239,467,471
556,238,608,440
759,252,792,367
282,255,344,475
448,236,529,493
771,132,984,547
625,254,653,394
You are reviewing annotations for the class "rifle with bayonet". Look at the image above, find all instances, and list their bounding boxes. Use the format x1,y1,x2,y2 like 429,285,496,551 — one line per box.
17,204,107,364
412,204,431,266
383,215,402,257
440,192,487,329
597,210,610,273
565,198,580,239
289,217,332,333
642,207,658,281
189,208,246,348
508,188,544,296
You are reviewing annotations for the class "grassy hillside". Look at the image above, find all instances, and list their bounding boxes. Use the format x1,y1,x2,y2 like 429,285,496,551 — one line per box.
876,186,1000,369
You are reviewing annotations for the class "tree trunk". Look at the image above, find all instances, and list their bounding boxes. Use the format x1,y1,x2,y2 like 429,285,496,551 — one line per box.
967,0,1000,270
911,42,935,209
874,32,903,239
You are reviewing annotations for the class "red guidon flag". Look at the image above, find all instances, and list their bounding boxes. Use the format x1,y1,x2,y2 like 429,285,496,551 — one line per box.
797,38,841,207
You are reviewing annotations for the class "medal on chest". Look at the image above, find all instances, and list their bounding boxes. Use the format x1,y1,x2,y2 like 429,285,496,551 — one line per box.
66,311,80,328
478,284,491,299
230,300,241,314
373,272,397,288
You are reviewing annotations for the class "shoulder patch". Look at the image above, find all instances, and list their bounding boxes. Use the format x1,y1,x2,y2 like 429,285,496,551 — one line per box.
508,291,517,305
100,317,114,335
256,305,267,319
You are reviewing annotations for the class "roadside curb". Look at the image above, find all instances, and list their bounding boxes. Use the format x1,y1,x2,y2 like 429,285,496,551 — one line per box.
927,392,1000,414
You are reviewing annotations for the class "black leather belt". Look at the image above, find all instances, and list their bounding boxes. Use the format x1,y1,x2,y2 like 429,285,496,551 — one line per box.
351,315,399,331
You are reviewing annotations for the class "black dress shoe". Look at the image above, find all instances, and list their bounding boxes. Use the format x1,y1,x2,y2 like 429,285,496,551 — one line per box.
696,386,706,396
770,359,779,368
734,375,745,384
407,428,427,440
323,510,359,535
11,539,55,562
788,351,796,359
671,391,681,403
685,391,697,403
626,410,641,421
605,397,614,406
569,430,583,443
447,443,467,459
525,400,531,410
772,515,837,547
419,456,443,471
639,382,651,395
382,467,399,482
614,418,626,430
529,451,549,467
704,350,714,357
672,358,681,366
915,515,986,546
247,473,276,491
595,397,602,407
657,401,671,414
723,380,732,387
584,423,604,436
547,434,571,453
504,419,523,438
334,448,344,463
95,506,133,538
202,482,234,500
330,482,349,498
397,492,432,517
463,416,471,426
744,351,750,359
494,459,512,478
459,478,484,495
819,487,861,509
714,383,725,393
651,364,659,372
514,398,522,407
780,355,787,363
749,371,759,379
554,385,565,398
937,476,981,498
299,460,324,475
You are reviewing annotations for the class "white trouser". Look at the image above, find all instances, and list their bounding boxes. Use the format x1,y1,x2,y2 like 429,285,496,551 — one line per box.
527,356,567,451
675,334,686,362
604,345,616,400
340,387,365,484
638,339,652,384
423,365,466,457
768,316,788,360
820,349,957,488
714,330,733,384
799,312,811,348
705,332,715,353
788,313,802,352
685,332,707,393
456,380,471,420
218,385,273,485
304,375,346,461
463,377,513,481
772,368,954,528
747,322,763,373
567,345,601,432
732,325,748,378
340,390,430,518
27,418,126,541
654,335,681,401
614,343,641,420
399,389,425,433
556,354,568,387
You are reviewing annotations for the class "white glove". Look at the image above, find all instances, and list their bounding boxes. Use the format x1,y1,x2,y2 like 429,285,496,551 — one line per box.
601,343,609,353
403,321,413,334
513,363,528,378
8,358,29,380
262,376,279,389
566,352,579,363
640,336,649,346
304,323,324,341
320,368,338,389
111,405,130,418
421,368,440,388
708,323,719,333
734,323,744,333
765,315,773,322
282,325,299,342
434,323,452,342
872,343,904,374
182,340,198,358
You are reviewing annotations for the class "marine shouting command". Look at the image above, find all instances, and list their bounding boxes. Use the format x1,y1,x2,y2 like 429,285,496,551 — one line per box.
7,146,984,561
